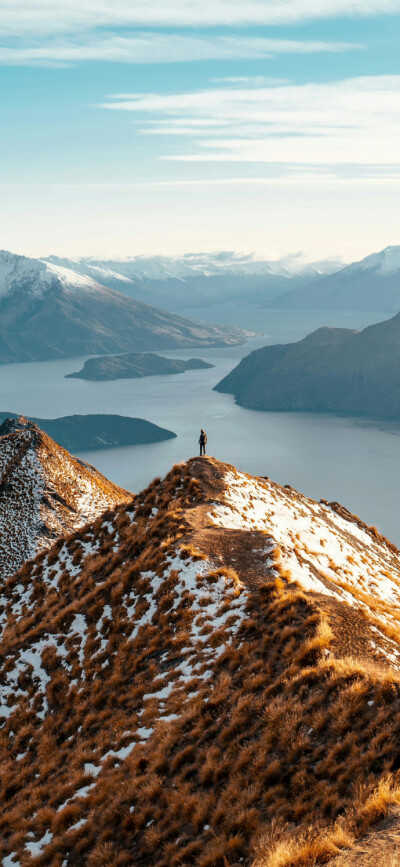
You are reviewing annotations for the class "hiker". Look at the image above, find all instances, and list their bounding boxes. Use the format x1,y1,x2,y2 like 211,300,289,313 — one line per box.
199,429,207,456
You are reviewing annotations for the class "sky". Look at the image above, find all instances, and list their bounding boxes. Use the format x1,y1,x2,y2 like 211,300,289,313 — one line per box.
1,0,400,263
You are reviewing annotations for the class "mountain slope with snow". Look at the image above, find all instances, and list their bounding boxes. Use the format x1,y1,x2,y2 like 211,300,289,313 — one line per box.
0,416,131,578
266,245,400,312
0,250,248,363
0,250,102,300
45,251,343,310
2,456,400,866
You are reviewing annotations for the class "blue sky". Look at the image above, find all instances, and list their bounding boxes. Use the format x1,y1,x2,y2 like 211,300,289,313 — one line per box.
1,1,399,261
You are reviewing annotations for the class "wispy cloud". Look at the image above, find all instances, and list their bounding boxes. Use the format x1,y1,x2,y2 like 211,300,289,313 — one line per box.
0,0,398,37
212,77,290,86
0,34,363,66
100,75,400,174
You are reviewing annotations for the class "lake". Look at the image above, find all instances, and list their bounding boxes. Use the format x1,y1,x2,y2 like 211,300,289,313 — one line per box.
1,307,399,543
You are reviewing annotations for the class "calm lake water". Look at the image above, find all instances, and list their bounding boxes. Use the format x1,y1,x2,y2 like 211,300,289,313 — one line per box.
1,308,399,543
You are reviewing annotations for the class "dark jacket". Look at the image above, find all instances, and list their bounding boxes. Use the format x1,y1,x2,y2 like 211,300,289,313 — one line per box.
199,431,207,445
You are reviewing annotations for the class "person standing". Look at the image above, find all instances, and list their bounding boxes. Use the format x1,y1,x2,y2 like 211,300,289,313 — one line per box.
199,429,207,456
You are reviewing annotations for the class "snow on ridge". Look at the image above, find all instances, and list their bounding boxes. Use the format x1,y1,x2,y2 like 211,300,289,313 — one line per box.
347,245,400,276
0,430,46,579
42,260,102,292
0,531,249,728
0,249,104,301
0,423,129,581
43,251,343,285
211,469,400,656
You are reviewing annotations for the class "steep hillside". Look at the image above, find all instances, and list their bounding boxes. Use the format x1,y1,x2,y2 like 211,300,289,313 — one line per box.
0,250,248,363
0,413,176,451
66,353,214,381
266,245,400,312
215,312,400,418
2,457,400,866
0,417,131,578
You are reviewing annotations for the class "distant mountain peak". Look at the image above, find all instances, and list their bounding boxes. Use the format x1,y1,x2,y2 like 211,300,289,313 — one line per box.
266,243,400,311
0,249,101,301
0,249,248,363
347,244,400,275
44,250,344,283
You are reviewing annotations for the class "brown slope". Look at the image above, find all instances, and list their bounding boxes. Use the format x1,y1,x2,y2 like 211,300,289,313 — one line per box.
1,458,400,866
0,416,131,578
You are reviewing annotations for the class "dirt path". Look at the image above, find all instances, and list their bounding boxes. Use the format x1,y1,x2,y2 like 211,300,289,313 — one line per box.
183,458,400,670
183,457,277,589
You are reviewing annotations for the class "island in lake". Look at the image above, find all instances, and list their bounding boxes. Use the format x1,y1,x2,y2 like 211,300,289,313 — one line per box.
66,352,215,381
0,413,176,451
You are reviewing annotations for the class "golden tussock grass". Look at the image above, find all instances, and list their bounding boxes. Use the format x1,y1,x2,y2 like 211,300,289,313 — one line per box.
1,459,400,866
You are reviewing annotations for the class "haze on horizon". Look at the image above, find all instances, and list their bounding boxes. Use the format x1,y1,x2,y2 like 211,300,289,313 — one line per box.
1,0,399,262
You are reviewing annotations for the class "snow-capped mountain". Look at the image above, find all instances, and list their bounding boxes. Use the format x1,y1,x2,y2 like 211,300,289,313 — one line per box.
347,245,400,276
0,416,131,578
0,250,249,363
267,245,400,312
1,455,400,865
45,251,298,283
0,249,100,299
45,251,343,310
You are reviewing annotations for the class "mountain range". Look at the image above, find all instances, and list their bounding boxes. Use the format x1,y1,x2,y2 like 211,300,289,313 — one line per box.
266,245,400,312
215,310,400,418
45,251,343,311
1,453,400,865
0,250,249,364
0,416,131,578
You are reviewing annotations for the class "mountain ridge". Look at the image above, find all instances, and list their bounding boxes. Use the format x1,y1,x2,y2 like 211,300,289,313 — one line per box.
2,455,400,865
266,245,400,312
0,416,131,578
0,250,249,364
44,251,343,310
